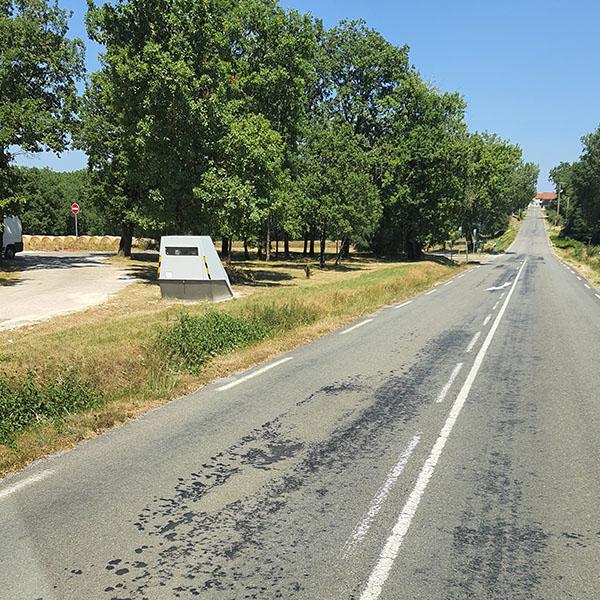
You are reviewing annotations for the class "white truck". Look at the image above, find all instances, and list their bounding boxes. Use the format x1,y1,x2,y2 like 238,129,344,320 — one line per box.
2,215,24,259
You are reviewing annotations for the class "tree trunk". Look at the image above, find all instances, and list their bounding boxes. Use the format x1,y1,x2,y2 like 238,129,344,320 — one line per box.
265,221,271,262
341,238,351,258
335,242,343,266
309,228,315,257
319,234,326,267
405,232,422,261
221,236,230,261
303,232,308,256
275,231,279,258
118,222,134,257
243,239,250,260
284,233,290,257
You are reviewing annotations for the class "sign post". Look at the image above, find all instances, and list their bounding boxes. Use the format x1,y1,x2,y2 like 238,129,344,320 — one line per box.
71,202,80,237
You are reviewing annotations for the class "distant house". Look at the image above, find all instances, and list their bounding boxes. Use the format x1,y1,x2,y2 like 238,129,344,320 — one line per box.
534,192,558,207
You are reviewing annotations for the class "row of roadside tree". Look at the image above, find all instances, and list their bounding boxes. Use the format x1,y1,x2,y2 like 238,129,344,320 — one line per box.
550,126,600,245
1,0,538,263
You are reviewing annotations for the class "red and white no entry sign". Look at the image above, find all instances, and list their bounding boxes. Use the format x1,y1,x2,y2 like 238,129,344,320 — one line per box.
71,202,80,215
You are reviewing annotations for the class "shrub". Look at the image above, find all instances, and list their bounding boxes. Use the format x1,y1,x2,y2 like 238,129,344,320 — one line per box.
160,312,270,372
0,371,102,446
160,300,321,374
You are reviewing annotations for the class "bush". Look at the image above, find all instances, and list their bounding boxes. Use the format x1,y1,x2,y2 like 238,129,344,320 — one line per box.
160,312,271,372
0,371,102,446
160,300,320,373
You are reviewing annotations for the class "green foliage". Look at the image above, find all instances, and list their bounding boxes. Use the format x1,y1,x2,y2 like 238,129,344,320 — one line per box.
298,120,381,264
551,232,600,274
0,0,84,213
570,127,600,243
3,0,538,260
16,167,114,235
550,127,600,244
0,371,102,446
160,299,320,373
160,312,271,373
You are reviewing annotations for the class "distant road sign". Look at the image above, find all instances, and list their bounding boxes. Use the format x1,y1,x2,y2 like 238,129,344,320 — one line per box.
71,202,80,215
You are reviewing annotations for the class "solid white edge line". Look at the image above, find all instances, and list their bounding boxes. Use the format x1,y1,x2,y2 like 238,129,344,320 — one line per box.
436,363,464,403
424,290,436,296
340,318,374,336
483,314,492,327
0,470,53,501
359,259,527,600
216,357,294,391
394,300,413,310
344,435,421,553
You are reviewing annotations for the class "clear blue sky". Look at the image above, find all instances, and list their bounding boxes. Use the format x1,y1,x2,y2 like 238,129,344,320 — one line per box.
15,0,600,190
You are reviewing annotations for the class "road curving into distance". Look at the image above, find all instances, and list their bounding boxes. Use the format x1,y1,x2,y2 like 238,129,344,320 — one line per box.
1,205,599,599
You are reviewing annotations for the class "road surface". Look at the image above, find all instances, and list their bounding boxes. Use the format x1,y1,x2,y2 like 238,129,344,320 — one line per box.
0,252,133,330
1,206,599,599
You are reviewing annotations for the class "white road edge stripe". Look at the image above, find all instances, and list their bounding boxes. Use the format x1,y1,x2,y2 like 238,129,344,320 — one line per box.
217,357,293,391
394,300,413,310
436,363,464,403
0,470,53,501
344,435,421,553
359,259,527,600
340,318,374,335
577,276,582,281
424,290,436,296
584,284,591,289
483,314,492,326
465,331,481,353
595,294,600,300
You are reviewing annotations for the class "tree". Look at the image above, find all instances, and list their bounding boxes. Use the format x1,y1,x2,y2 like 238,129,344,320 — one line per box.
299,120,380,266
0,0,84,215
570,127,600,244
550,161,589,240
374,75,468,258
17,167,103,235
196,112,287,261
460,132,524,250
320,19,410,147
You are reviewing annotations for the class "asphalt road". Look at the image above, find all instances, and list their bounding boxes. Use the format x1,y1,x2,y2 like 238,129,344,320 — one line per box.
1,205,599,599
0,252,133,330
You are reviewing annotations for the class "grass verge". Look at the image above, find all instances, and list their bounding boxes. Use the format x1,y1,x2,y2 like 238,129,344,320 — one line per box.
548,230,600,288
484,215,523,253
0,257,462,476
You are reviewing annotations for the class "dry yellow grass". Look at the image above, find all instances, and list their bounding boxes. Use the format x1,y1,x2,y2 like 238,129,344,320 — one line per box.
547,225,600,289
0,253,463,476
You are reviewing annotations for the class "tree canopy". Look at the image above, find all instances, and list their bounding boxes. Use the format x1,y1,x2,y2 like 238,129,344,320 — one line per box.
0,0,84,215
4,0,538,260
